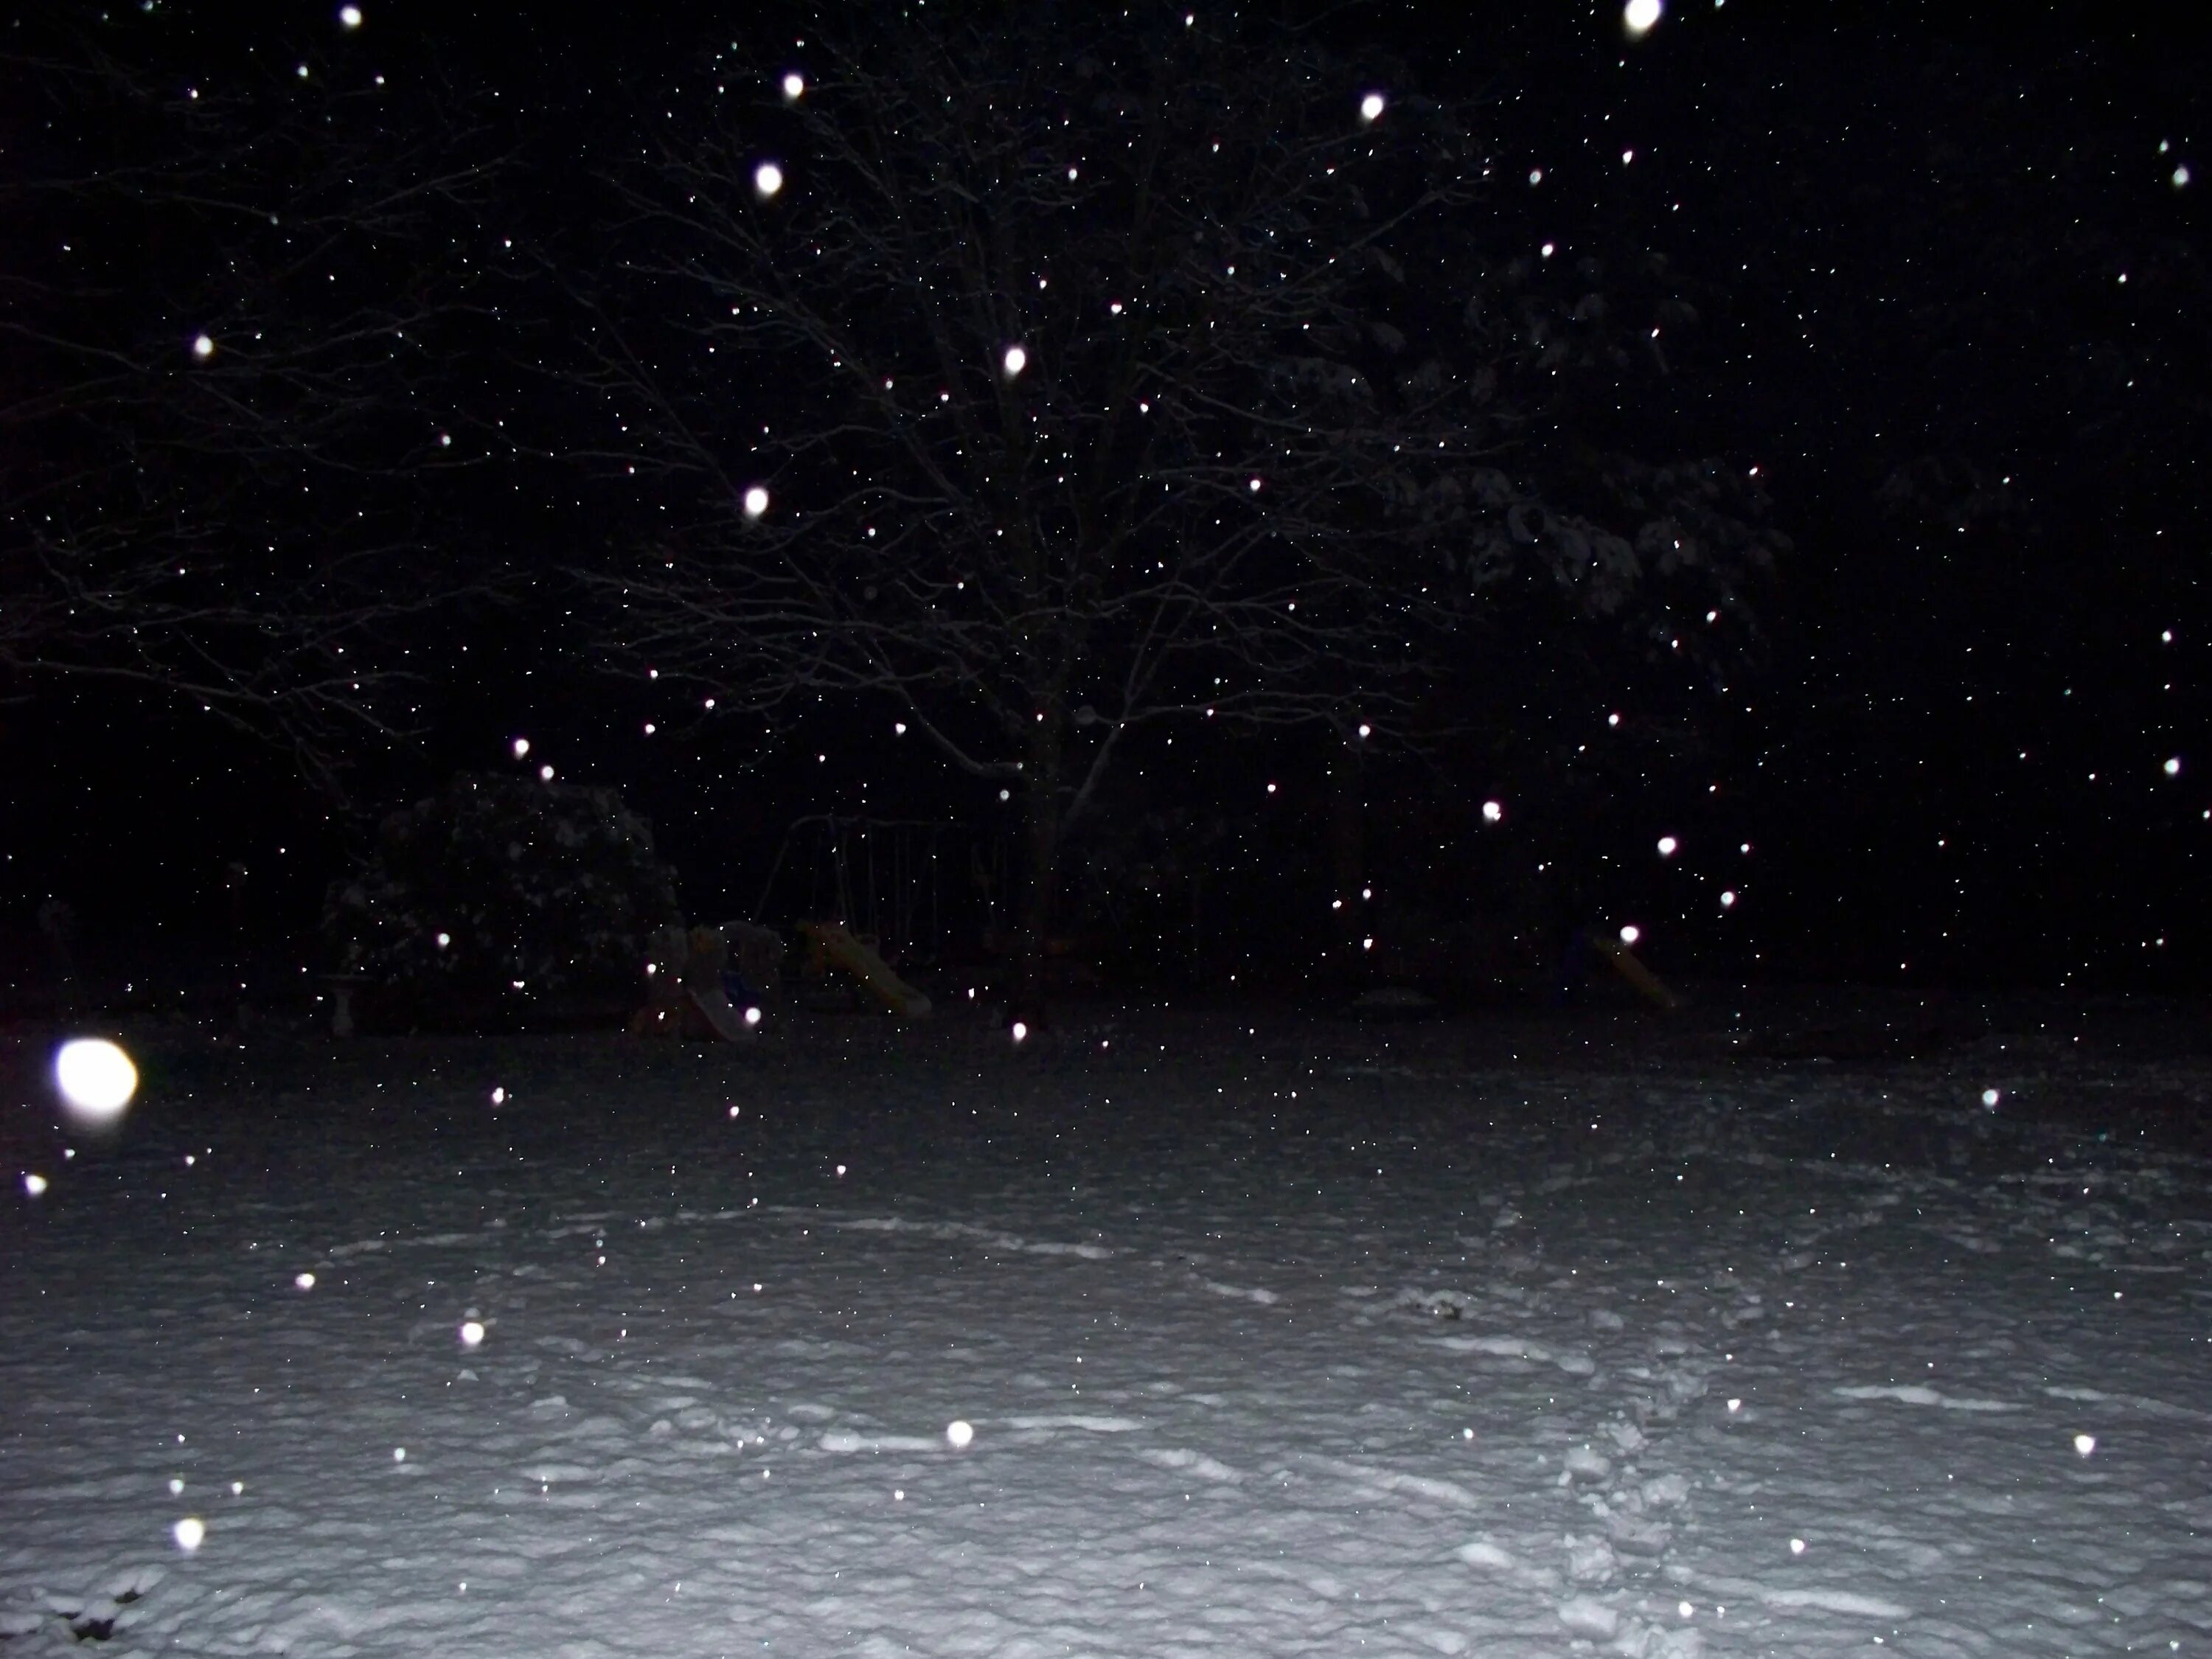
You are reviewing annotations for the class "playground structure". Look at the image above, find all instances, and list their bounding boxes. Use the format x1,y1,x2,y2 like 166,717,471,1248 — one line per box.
753,815,1000,970
631,923,769,1040
753,815,1009,1014
798,919,933,1018
652,815,999,1021
1595,933,1684,1009
629,818,995,1033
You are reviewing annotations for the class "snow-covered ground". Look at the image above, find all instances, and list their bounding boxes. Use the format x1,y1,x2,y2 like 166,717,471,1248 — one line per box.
4,999,2210,1656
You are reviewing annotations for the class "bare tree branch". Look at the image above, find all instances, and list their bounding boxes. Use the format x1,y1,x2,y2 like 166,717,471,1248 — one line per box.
559,6,1776,1006
0,20,512,788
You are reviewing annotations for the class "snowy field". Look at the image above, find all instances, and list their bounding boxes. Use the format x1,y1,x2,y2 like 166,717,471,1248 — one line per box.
4,997,2211,1657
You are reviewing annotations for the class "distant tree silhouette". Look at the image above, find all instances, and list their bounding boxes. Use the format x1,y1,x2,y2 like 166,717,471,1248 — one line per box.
0,20,506,792
568,6,1781,1011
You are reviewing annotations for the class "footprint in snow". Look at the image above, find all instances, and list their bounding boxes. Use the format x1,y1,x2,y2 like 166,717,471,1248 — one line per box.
15,1565,161,1645
1565,1534,1620,1584
1197,1278,1279,1305
1601,1509,1674,1558
1433,1331,1599,1377
1138,1446,1243,1483
1562,1444,1613,1484
1555,1593,1621,1640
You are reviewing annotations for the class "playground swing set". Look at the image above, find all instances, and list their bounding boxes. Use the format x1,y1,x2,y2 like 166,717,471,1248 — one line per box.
629,813,1684,1036
632,815,997,1035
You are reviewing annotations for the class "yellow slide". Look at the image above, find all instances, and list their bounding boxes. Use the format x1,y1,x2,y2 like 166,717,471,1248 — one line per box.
799,920,933,1018
1594,934,1683,1009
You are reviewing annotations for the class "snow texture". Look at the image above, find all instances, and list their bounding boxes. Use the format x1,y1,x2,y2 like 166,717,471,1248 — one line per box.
4,1005,2209,1655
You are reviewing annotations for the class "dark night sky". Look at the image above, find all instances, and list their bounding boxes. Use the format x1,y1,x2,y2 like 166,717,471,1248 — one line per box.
1,0,2204,998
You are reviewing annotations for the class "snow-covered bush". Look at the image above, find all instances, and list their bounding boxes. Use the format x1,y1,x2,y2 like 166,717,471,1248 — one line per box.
323,773,681,1028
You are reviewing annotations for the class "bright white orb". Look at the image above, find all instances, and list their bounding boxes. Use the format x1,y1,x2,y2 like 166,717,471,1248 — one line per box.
1481,799,1503,823
295,1272,316,1290
22,1173,48,1197
54,1038,137,1125
512,737,530,759
1624,0,1663,38
538,764,554,782
1657,835,1679,856
191,334,215,359
1788,1537,1806,1555
459,1320,485,1348
1618,925,1641,946
754,161,785,198
1011,1021,1029,1044
781,72,804,102
1358,91,1386,124
2162,756,2182,776
2073,1433,2096,1457
173,1517,205,1553
1981,1088,2001,1108
1248,476,1262,492
945,1419,975,1450
743,484,771,518
1719,889,1736,908
743,1006,762,1027
1002,344,1028,378
2176,164,2193,189
338,4,363,27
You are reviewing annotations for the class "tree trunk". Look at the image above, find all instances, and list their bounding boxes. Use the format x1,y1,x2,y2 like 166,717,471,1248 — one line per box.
1009,711,1066,1025
1325,730,1366,984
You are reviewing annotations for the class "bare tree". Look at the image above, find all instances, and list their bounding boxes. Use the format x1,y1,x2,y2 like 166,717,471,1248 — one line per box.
573,7,1773,1010
1,21,505,790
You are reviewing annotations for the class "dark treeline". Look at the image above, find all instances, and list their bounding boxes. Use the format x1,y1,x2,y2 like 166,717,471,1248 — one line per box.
1,2,2200,999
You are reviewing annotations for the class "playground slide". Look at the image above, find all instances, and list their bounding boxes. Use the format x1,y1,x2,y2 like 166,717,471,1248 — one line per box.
1594,934,1684,1009
632,922,765,1040
800,920,933,1018
684,981,757,1039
